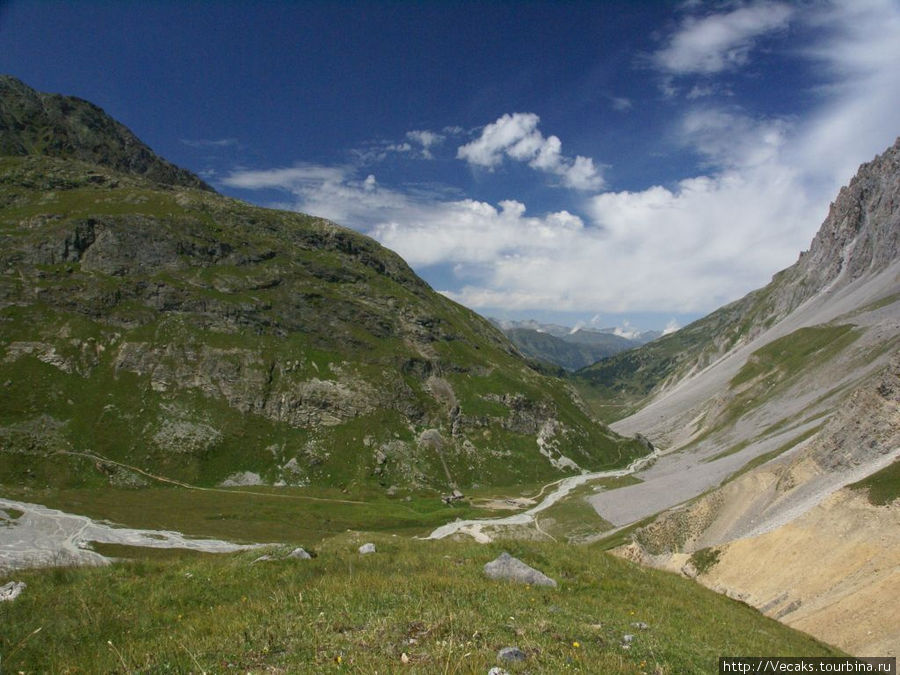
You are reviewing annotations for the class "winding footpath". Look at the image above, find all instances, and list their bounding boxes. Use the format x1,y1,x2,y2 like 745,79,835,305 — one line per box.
425,448,661,543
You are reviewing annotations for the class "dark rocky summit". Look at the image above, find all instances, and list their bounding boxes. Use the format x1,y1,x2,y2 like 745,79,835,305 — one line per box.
0,75,211,191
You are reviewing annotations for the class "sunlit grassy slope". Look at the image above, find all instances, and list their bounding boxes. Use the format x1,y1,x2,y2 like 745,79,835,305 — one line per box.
0,155,643,492
0,534,842,672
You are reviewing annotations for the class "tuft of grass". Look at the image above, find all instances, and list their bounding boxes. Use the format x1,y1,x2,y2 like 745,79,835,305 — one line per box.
847,460,900,506
730,325,860,388
689,547,721,575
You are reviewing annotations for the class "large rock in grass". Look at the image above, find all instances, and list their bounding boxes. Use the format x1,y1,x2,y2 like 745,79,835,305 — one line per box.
483,552,557,587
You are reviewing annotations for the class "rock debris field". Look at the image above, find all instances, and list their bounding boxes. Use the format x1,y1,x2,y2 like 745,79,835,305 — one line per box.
0,497,264,572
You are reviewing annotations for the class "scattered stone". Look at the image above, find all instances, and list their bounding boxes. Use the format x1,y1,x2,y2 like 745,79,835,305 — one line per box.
631,621,649,630
622,634,634,645
0,581,26,602
497,646,527,662
220,471,264,487
251,554,276,564
484,552,557,587
359,542,376,554
488,668,510,675
288,547,312,560
441,489,465,505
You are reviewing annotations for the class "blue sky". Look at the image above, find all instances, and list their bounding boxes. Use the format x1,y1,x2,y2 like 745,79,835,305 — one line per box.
2,1,899,333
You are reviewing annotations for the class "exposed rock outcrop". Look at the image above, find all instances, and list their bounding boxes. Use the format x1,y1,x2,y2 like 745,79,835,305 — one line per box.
483,552,557,587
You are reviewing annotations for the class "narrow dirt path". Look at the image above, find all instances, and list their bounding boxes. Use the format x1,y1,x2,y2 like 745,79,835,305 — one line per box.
54,450,370,505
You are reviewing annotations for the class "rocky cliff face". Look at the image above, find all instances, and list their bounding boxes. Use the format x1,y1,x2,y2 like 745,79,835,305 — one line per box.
0,80,643,491
593,138,900,657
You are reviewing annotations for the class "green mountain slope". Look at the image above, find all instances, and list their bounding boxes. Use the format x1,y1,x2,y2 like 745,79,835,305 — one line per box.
0,75,210,191
0,79,643,492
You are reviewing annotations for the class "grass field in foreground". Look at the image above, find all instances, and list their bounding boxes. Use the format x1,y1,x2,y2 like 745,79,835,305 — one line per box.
0,533,842,673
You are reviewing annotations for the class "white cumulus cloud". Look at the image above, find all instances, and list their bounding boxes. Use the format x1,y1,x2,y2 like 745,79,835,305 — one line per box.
457,112,604,190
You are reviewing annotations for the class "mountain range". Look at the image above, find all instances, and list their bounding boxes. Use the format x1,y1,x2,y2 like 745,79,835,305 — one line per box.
491,318,661,372
0,75,897,659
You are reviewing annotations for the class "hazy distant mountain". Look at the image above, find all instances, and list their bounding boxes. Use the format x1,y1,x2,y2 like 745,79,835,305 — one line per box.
492,318,661,370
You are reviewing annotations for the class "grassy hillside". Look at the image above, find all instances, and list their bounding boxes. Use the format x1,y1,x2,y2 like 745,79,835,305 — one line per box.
0,534,842,672
0,155,643,492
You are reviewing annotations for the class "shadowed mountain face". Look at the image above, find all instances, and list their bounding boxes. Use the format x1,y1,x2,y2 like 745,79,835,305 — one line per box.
0,78,643,492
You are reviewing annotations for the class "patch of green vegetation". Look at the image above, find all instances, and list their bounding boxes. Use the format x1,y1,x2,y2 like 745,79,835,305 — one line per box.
0,534,842,672
705,439,753,463
847,460,900,506
683,325,860,447
88,542,221,562
851,291,900,315
689,547,721,575
730,324,860,388
1,484,496,546
590,474,643,490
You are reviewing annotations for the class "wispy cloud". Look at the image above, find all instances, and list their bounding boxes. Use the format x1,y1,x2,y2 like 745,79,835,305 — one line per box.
652,1,794,76
608,95,633,111
406,130,444,159
457,113,605,190
180,137,239,148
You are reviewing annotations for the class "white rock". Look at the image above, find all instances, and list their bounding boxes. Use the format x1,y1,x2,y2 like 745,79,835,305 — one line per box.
0,581,26,602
